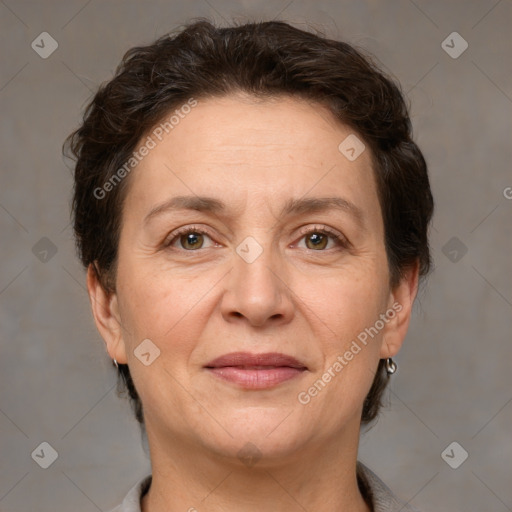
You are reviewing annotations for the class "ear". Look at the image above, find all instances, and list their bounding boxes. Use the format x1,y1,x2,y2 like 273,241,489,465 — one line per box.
86,263,128,364
380,261,420,359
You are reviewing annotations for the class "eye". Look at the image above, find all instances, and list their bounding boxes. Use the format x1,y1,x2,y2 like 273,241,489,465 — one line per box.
179,231,207,250
296,225,348,251
164,226,217,250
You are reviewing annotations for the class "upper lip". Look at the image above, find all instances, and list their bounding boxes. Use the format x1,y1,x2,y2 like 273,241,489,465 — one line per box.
204,352,307,370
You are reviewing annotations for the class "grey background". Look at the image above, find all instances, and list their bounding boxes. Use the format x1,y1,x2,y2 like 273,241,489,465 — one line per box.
1,1,511,511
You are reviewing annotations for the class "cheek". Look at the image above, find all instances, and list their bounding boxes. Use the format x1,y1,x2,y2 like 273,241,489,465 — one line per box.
300,264,389,347
114,269,216,428
293,266,388,409
297,294,384,430
116,259,208,334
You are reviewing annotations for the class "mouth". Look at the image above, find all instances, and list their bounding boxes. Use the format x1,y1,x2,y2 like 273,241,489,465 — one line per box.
204,352,308,390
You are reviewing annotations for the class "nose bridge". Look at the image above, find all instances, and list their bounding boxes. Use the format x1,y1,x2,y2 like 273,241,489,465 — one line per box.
222,232,293,326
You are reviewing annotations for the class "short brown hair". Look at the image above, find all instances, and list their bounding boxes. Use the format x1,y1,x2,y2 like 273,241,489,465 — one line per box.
64,19,434,427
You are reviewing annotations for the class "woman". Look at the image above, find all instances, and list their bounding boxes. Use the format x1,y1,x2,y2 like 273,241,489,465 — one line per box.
65,19,433,512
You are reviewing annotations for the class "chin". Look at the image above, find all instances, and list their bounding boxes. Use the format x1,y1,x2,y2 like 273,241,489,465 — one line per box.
208,435,307,469
195,409,311,464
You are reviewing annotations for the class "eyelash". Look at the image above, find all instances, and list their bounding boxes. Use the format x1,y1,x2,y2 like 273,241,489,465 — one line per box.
163,225,219,250
296,225,348,250
163,224,349,251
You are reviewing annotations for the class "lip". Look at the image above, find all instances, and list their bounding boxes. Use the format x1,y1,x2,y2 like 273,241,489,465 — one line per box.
204,352,308,390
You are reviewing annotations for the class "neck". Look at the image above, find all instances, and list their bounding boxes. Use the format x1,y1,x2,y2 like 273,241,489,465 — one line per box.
141,425,371,512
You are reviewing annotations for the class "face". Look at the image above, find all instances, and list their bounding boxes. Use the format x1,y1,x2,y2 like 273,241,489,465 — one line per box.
91,94,415,465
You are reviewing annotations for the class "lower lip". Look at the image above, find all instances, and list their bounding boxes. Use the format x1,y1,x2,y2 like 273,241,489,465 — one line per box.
206,366,306,389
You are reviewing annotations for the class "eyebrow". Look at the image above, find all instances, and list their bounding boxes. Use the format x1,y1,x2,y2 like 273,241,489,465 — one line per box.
143,195,365,227
144,196,225,225
281,197,364,225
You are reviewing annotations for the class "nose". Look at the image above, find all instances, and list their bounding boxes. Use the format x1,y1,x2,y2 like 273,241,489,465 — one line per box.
220,240,295,328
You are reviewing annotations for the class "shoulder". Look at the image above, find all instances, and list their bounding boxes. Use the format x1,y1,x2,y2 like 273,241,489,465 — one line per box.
357,462,421,512
106,475,152,512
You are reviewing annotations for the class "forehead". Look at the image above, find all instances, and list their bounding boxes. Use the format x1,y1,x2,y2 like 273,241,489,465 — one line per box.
123,94,382,230
153,93,360,166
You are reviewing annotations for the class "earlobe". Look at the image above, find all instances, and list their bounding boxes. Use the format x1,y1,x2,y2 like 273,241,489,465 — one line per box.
380,262,420,359
86,264,128,364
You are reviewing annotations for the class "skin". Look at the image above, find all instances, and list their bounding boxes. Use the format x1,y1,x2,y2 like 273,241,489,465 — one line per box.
87,93,419,512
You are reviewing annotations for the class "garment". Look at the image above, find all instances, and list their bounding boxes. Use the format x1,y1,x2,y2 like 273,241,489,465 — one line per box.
108,461,418,512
